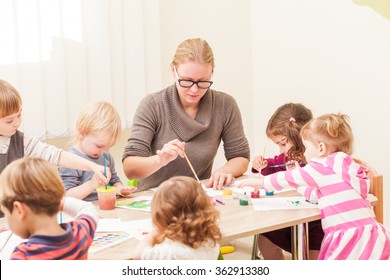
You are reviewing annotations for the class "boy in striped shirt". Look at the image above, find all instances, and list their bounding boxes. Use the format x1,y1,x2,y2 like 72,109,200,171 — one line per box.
0,157,98,259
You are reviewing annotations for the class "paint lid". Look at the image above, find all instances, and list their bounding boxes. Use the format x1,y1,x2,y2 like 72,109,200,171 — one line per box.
96,186,115,192
251,191,260,198
239,199,249,206
265,191,274,196
223,189,233,195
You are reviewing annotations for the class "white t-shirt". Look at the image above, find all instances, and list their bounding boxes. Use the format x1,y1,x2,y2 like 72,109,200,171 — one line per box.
141,238,220,260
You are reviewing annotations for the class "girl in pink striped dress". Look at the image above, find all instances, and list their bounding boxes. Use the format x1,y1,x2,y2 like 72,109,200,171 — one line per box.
239,113,390,259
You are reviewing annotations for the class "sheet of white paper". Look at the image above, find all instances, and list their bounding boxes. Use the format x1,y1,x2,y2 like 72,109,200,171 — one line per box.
0,231,24,260
251,196,318,211
96,218,125,232
204,188,223,197
121,218,153,240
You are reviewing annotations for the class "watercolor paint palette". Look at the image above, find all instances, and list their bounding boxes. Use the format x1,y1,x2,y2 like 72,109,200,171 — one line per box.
89,232,133,254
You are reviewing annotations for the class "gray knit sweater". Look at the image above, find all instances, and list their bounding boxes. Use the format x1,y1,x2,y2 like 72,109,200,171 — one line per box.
122,84,250,191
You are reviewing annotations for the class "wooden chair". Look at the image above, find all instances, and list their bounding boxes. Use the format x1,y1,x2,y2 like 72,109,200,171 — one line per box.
353,158,383,223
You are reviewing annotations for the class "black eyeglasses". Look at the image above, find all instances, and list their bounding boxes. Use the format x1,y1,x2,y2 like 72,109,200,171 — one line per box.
174,67,213,89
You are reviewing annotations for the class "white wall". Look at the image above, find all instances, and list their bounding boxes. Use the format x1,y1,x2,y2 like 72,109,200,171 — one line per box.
49,0,254,193
158,0,254,167
158,0,389,227
251,0,390,227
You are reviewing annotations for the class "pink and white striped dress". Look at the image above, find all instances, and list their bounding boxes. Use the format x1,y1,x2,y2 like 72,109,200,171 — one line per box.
263,152,390,260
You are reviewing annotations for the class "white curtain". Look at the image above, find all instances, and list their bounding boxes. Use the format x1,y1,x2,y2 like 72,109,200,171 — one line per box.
0,0,162,140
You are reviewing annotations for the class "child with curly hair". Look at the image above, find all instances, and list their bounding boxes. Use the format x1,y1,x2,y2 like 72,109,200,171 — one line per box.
132,176,222,259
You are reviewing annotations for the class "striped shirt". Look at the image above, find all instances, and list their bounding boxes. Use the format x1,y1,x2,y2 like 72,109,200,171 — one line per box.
263,152,390,260
10,197,98,260
11,215,96,260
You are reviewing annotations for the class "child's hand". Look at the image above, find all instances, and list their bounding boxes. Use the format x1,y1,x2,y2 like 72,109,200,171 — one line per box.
90,173,104,189
116,185,137,197
236,178,263,192
252,155,268,172
92,163,111,185
286,160,300,170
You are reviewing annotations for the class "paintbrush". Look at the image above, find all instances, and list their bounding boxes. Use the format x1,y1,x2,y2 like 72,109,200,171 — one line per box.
178,147,201,184
269,162,307,168
103,153,107,189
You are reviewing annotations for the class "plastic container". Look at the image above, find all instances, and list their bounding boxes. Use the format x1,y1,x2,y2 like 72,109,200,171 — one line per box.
251,190,260,198
265,191,274,196
223,188,234,200
239,193,249,206
97,186,117,210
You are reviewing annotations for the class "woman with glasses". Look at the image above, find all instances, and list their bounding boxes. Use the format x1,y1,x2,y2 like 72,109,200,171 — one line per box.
122,38,250,191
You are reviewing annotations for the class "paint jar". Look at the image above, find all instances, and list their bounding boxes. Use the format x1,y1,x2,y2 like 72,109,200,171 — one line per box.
223,188,233,200
239,193,249,206
265,190,274,196
97,186,117,210
251,190,260,199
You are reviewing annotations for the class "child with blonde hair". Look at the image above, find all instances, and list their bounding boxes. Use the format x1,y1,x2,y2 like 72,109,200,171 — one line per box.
252,103,323,260
240,113,390,259
0,80,109,218
59,101,135,200
132,176,222,259
0,157,98,259
0,80,109,183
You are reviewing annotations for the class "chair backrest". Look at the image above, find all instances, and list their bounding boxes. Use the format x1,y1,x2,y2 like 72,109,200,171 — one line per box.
353,158,383,224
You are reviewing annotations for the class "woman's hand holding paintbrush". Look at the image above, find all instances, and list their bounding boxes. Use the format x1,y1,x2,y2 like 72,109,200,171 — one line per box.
156,139,186,167
155,139,199,184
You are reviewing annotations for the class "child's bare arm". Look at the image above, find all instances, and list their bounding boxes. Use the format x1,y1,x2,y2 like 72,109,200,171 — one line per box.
59,151,111,185
65,176,101,200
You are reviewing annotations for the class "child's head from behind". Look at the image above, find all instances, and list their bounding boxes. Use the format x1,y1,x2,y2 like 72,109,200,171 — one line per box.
73,101,122,158
0,80,22,136
152,176,221,248
266,103,312,161
0,157,65,238
300,113,353,161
